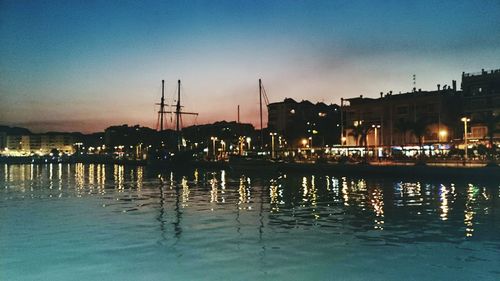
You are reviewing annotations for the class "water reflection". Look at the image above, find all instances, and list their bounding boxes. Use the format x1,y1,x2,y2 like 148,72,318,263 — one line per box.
1,164,499,242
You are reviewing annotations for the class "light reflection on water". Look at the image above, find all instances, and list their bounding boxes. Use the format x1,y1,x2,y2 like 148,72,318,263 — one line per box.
1,164,499,280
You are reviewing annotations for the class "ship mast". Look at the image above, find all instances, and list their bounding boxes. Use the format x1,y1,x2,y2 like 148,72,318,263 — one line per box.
156,80,167,131
258,79,270,150
259,78,263,148
176,79,181,150
165,79,198,151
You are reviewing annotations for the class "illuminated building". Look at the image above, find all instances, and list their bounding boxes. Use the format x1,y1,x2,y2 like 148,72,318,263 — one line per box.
342,86,462,147
3,134,75,155
461,69,500,143
267,98,341,147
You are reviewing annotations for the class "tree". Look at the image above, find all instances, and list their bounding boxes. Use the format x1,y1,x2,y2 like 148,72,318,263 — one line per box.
395,119,411,145
479,112,500,162
408,118,429,156
348,125,363,146
480,112,499,149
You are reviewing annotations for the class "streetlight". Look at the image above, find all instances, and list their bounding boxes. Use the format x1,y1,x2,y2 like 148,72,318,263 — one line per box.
246,137,252,151
301,138,308,147
238,136,245,156
461,117,470,160
210,137,218,159
439,130,448,142
220,140,226,158
270,132,277,159
371,124,381,158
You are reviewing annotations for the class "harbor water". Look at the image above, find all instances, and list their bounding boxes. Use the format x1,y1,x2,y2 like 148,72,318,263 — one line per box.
1,164,499,280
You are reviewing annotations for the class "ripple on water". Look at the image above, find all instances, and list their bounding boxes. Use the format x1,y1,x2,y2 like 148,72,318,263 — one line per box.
1,164,499,281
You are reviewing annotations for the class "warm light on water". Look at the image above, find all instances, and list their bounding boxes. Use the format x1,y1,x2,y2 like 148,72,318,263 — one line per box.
1,164,499,280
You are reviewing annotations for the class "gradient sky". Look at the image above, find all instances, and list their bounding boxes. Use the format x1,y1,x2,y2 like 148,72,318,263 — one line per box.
1,0,500,133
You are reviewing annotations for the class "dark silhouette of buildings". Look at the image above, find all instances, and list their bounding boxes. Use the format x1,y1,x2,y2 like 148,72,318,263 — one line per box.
343,87,462,147
268,98,341,147
461,69,500,142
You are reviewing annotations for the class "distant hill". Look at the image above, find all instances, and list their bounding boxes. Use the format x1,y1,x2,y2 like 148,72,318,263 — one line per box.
0,125,32,135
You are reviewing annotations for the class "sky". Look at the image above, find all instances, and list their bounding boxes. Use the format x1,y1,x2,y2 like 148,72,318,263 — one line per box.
1,0,499,133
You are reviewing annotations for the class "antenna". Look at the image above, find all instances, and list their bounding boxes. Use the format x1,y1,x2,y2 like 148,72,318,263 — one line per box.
412,74,416,92
237,105,240,123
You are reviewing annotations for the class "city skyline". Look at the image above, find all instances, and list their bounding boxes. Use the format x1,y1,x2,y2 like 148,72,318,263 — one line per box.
1,0,500,133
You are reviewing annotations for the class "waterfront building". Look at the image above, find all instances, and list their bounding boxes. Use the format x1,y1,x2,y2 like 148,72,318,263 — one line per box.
342,86,462,148
183,121,255,155
3,134,75,155
0,132,7,149
461,69,500,144
267,98,341,147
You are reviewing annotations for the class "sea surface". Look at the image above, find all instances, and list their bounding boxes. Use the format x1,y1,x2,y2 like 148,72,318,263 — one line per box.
1,163,499,281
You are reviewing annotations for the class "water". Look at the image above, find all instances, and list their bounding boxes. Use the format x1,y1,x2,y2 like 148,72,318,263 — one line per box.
1,164,499,281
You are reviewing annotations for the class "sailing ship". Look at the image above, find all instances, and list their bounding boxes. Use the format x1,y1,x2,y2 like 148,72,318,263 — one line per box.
148,79,199,167
228,79,280,171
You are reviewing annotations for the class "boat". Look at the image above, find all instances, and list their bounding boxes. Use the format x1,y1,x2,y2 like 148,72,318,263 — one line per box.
148,80,199,167
228,79,280,171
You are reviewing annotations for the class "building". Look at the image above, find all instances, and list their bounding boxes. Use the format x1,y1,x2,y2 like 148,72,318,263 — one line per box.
267,98,341,147
0,132,7,149
183,121,255,155
461,69,500,144
342,86,462,148
3,134,75,155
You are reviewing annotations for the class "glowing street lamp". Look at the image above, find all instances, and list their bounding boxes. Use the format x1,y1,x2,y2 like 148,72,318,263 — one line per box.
371,124,381,158
301,138,308,148
220,140,226,158
246,137,252,151
461,117,470,160
269,132,277,159
439,130,448,142
210,136,218,159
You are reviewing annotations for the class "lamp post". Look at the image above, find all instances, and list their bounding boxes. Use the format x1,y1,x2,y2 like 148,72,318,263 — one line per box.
439,130,448,143
270,133,277,159
246,137,252,152
461,117,470,160
372,124,381,158
220,140,226,159
210,137,218,159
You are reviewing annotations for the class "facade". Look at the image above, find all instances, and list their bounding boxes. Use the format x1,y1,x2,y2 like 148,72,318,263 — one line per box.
268,98,341,147
4,134,75,155
342,87,462,147
461,69,500,143
0,132,7,149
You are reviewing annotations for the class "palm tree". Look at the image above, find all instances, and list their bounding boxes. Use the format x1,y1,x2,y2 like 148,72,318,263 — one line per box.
395,119,411,145
408,118,429,156
348,123,373,147
480,112,499,149
359,125,373,148
348,125,363,146
479,112,499,161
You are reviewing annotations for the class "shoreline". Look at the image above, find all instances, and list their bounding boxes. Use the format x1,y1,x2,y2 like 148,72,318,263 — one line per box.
2,156,498,180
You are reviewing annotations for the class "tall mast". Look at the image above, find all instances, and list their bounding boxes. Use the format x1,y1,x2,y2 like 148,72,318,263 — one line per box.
176,79,181,151
160,80,165,131
176,79,181,133
164,79,198,151
259,78,263,148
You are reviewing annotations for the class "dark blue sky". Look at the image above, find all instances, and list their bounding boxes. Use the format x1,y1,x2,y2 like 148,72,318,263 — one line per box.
1,0,499,132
